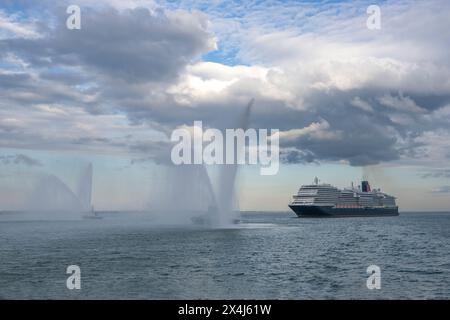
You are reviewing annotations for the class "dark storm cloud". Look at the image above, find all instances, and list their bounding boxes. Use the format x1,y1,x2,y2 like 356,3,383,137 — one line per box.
280,149,317,164
0,72,31,89
270,87,450,166
0,71,99,109
1,2,449,169
0,154,42,166
115,89,411,166
106,85,444,166
408,94,450,112
39,70,91,86
1,6,215,83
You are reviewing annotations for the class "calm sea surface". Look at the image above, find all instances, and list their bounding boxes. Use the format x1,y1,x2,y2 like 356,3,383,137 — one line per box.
0,212,449,299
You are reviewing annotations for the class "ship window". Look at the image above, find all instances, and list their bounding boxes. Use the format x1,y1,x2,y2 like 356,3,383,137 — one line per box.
298,189,318,196
296,197,315,204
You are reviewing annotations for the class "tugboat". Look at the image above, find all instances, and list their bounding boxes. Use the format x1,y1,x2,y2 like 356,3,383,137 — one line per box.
82,206,102,219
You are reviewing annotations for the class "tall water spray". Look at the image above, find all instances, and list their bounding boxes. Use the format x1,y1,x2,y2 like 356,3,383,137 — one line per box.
214,98,254,227
77,162,93,212
25,163,93,218
148,99,253,227
27,174,83,213
149,164,217,224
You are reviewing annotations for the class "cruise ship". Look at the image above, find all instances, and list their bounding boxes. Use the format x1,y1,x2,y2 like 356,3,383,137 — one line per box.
288,178,398,217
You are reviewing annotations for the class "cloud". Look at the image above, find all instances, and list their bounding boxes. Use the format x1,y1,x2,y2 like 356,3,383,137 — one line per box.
0,10,40,39
278,119,342,143
351,96,374,113
1,6,216,83
422,169,450,179
378,93,426,114
280,148,317,164
0,0,450,170
0,154,42,166
430,186,450,194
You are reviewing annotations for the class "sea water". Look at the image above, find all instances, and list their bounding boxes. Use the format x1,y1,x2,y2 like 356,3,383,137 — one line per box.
0,212,449,299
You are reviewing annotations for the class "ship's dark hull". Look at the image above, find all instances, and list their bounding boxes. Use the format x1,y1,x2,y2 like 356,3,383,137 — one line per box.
288,205,399,218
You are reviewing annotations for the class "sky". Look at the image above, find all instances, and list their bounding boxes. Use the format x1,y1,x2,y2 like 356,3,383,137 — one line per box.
0,0,450,211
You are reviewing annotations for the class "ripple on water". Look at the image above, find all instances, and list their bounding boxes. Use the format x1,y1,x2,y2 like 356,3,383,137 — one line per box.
0,212,449,299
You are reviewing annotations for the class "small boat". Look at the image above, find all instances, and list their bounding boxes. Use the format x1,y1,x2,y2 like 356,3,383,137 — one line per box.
82,206,102,219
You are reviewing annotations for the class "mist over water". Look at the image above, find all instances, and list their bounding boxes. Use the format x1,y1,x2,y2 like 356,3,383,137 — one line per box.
26,174,83,219
1,100,252,227
148,164,217,224
76,163,93,213
146,163,241,227
146,99,253,228
216,164,240,226
0,163,94,220
213,99,253,227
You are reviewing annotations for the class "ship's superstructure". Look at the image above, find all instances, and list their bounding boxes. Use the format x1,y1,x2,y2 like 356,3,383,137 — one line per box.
289,178,398,217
